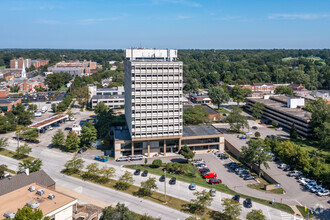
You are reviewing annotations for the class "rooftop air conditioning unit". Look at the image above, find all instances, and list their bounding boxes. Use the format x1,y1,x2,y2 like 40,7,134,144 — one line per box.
28,186,35,192
48,194,55,200
27,202,40,209
36,189,45,196
4,212,16,219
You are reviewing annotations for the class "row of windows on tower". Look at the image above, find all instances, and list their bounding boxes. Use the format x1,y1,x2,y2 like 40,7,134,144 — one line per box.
132,66,182,70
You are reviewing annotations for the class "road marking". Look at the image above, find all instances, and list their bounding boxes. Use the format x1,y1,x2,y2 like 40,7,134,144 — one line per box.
295,200,302,206
266,206,272,220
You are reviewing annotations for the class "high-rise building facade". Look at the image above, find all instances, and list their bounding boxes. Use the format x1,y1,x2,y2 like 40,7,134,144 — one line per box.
10,58,31,69
124,49,183,140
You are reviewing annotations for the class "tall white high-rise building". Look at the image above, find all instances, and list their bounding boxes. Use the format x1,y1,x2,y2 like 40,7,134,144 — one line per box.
124,48,183,140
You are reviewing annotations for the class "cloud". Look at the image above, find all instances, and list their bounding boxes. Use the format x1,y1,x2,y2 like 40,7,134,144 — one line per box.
152,0,201,7
176,15,191,20
35,20,61,25
215,16,241,21
268,13,330,20
77,16,123,25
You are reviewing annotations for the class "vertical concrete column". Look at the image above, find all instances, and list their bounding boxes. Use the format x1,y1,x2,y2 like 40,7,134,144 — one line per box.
164,140,167,156
131,142,134,156
147,141,150,157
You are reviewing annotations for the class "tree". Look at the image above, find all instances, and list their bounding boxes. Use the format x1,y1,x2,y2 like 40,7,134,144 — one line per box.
15,205,47,220
65,131,80,152
67,109,74,118
0,164,7,177
86,162,100,177
101,203,143,220
272,120,278,128
246,209,266,220
27,104,37,112
15,143,32,159
315,122,330,150
274,86,293,96
81,120,97,148
19,159,43,172
208,86,229,109
230,86,252,106
250,102,265,119
63,155,85,174
255,131,261,138
94,102,109,115
222,198,242,219
100,166,116,180
183,105,209,125
45,72,72,90
290,123,298,139
151,159,163,168
73,86,90,107
20,129,39,142
241,139,272,177
144,158,148,165
51,103,57,112
0,137,8,150
179,145,195,160
226,106,248,132
52,130,65,147
188,190,213,214
115,171,134,190
139,177,158,196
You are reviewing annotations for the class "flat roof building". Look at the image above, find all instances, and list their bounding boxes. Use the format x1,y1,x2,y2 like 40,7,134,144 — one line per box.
246,96,312,137
0,183,77,220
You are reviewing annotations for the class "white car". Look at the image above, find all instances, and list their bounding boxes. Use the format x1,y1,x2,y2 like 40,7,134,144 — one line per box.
275,127,283,131
116,157,129,162
192,161,205,166
299,178,310,185
48,126,53,130
306,182,317,190
310,185,323,193
317,189,329,196
278,163,286,169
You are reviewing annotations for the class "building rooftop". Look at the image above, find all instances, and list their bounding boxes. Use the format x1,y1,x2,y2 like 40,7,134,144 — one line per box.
246,96,312,121
190,93,210,99
183,125,222,137
113,127,131,141
0,98,20,104
0,183,76,219
201,104,218,114
29,114,68,129
97,87,122,91
92,94,124,100
0,170,55,196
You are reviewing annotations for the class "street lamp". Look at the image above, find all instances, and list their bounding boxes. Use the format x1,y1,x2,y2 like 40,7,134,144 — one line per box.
164,168,167,204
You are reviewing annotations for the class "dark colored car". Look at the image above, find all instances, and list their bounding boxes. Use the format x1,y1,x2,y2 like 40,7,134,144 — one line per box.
82,147,88,152
200,170,210,175
199,168,210,173
245,198,252,208
284,166,292,172
141,170,148,177
134,169,141,175
252,126,258,130
169,177,176,185
233,194,240,203
244,175,255,180
209,178,222,185
239,170,250,177
159,175,165,182
64,127,72,130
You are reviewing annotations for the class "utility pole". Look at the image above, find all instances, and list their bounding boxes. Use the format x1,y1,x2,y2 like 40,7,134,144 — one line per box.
164,169,167,204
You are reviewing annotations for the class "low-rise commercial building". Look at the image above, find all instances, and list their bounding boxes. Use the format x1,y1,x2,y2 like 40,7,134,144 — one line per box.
32,59,49,68
189,93,212,104
112,124,224,159
89,86,125,108
246,96,313,137
0,98,21,112
47,60,102,77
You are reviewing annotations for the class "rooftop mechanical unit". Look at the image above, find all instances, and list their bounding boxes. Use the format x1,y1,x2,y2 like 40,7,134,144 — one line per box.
48,194,55,200
4,212,16,219
36,189,45,196
28,186,36,192
27,202,40,209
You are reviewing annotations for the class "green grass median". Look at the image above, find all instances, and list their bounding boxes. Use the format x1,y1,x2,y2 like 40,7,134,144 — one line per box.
0,149,35,161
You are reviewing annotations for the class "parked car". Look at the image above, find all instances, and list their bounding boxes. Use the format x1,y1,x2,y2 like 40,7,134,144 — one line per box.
283,165,292,171
53,124,60,127
196,164,207,168
64,127,72,131
218,153,229,160
189,183,196,190
306,182,317,190
288,170,302,177
141,170,148,177
210,188,216,197
310,185,323,193
199,168,210,173
209,178,222,184
252,126,258,129
159,175,165,182
244,198,252,208
94,156,108,162
275,127,283,131
214,151,223,155
130,155,143,161
244,175,255,180
233,194,240,202
317,189,329,196
169,177,176,185
192,161,204,166
239,170,250,177
278,163,286,169
116,157,129,162
134,169,141,175
240,136,248,139
235,168,246,175
203,172,217,179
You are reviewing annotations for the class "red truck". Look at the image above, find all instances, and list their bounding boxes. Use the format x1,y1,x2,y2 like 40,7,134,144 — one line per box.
203,172,217,179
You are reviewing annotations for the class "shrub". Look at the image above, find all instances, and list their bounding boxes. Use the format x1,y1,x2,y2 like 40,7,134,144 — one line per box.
151,159,162,168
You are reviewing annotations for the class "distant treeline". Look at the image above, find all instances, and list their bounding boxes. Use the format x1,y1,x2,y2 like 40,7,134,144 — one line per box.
0,49,329,90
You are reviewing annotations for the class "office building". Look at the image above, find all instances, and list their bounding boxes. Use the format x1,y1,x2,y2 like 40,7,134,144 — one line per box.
89,85,125,108
10,57,31,69
111,49,224,159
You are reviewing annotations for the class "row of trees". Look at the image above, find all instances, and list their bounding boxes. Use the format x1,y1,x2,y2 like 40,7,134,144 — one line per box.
51,93,73,113
45,72,72,90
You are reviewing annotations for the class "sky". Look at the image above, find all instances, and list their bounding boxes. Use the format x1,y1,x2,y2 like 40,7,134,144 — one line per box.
0,0,330,49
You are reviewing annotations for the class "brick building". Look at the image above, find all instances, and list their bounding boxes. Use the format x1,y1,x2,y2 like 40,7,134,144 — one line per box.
32,59,49,68
10,57,31,69
0,98,21,112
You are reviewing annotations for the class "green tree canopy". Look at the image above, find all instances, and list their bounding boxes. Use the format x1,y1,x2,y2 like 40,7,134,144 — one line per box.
94,102,109,115
208,86,230,109
115,170,134,190
15,205,47,220
52,129,65,147
81,120,97,148
226,106,248,132
274,86,293,96
188,190,213,214
0,137,8,150
222,198,242,219
139,177,158,196
183,105,209,125
15,143,32,159
64,131,80,152
250,102,265,119
63,155,85,174
19,159,43,172
179,145,195,160
246,209,266,220
290,123,298,139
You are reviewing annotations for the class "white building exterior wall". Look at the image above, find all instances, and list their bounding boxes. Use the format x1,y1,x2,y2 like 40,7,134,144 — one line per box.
287,98,305,108
45,200,77,220
124,49,183,139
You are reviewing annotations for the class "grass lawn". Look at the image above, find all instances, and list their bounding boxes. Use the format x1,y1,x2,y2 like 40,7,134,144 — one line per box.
59,86,68,92
125,164,294,214
247,183,285,195
216,108,230,114
5,167,16,174
69,172,213,219
296,205,314,218
0,149,35,161
0,66,5,70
